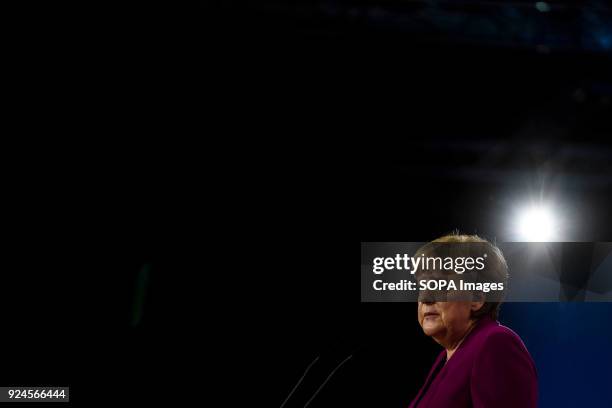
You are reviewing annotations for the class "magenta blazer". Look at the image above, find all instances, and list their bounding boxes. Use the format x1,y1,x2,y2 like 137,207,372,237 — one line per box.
409,316,538,408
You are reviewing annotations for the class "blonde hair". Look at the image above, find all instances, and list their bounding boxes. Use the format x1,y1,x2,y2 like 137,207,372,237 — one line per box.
416,233,509,320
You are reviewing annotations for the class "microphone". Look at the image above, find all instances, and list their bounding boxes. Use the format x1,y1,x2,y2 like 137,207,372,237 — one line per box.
279,355,320,408
304,354,353,407
280,353,354,408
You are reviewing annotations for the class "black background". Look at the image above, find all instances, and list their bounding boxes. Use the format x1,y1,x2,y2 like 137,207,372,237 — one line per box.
3,1,611,406
207,2,612,407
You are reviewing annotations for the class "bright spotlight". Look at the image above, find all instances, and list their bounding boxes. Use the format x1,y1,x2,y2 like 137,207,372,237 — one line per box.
516,205,558,241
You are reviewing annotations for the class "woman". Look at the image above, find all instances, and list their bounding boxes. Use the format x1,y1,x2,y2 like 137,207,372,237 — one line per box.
409,234,538,408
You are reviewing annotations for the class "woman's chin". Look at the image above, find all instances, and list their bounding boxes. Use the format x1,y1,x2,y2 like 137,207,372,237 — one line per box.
421,321,442,336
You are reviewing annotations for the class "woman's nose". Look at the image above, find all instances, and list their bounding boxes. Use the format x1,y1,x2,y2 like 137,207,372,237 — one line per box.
419,291,436,303
419,289,447,303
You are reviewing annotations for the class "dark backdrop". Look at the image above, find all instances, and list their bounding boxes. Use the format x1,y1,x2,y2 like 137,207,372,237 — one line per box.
3,1,611,406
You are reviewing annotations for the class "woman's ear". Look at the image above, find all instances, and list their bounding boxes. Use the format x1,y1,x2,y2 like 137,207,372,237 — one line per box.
471,301,485,312
470,292,485,312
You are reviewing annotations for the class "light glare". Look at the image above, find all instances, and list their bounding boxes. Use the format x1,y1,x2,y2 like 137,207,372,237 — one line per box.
516,205,558,241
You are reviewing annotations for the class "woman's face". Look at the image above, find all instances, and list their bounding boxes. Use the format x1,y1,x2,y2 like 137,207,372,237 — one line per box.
418,301,473,341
